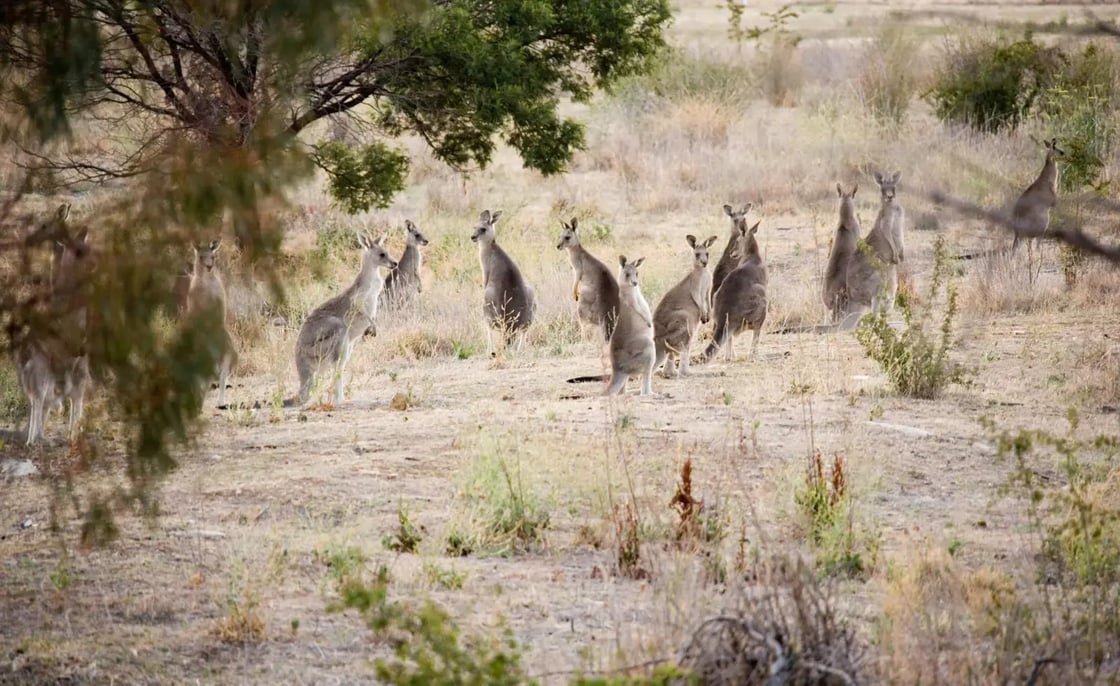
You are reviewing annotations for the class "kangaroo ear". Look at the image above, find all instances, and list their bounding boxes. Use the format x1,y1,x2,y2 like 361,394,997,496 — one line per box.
749,221,760,235
686,234,697,248
722,204,733,217
852,184,858,196
376,234,386,246
357,233,371,249
209,240,221,252
742,202,753,215
75,227,89,244
405,219,415,231
633,257,645,268
478,210,491,224
618,255,627,267
705,235,718,247
891,171,902,184
490,210,503,224
874,171,885,185
55,204,70,222
569,217,578,231
836,183,843,197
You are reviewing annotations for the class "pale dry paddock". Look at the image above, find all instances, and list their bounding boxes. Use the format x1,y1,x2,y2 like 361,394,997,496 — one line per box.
4,0,1120,682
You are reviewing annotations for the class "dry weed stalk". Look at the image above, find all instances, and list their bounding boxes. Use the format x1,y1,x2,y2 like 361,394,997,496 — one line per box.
612,500,648,580
669,457,704,544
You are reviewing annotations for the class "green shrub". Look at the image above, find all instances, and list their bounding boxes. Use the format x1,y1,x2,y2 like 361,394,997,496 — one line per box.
453,441,551,555
928,34,1118,137
926,34,1065,133
335,568,534,686
793,450,879,578
986,413,1120,673
383,500,426,554
0,361,28,422
855,236,968,399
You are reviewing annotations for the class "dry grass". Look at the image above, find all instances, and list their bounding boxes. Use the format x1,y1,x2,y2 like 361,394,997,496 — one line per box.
4,1,1120,683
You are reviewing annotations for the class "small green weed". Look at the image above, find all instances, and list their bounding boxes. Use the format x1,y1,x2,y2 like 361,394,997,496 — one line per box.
421,562,467,590
382,501,425,553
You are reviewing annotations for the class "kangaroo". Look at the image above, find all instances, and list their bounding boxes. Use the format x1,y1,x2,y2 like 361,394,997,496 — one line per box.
556,217,620,341
606,256,655,396
653,234,717,378
846,171,903,318
186,240,238,407
702,221,768,361
713,203,753,297
290,234,397,406
471,210,536,354
1011,138,1064,261
14,204,93,445
823,184,861,323
380,219,430,311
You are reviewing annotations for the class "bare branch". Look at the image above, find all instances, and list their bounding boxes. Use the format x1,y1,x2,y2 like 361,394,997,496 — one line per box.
929,190,1120,265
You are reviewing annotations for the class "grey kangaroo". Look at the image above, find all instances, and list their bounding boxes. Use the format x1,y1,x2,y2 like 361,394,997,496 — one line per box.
822,184,861,324
556,217,620,341
606,256,655,396
380,219,430,311
290,234,397,406
846,171,903,318
14,204,93,445
186,240,237,407
653,234,717,378
1011,138,1064,261
471,210,536,355
702,220,768,360
713,203,753,297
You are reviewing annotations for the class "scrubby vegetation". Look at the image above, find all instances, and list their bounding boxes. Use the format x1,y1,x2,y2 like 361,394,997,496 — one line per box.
3,1,1120,684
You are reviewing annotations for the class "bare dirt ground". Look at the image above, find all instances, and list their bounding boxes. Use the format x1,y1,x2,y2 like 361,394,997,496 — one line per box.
3,1,1120,684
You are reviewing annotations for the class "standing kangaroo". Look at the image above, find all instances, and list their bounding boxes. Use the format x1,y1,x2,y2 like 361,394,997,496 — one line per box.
186,240,237,407
1011,138,1064,261
823,184,861,323
471,210,536,354
14,204,93,445
713,203,753,297
380,219,430,311
702,221,768,361
653,234,717,378
846,171,903,318
556,217,620,341
291,234,397,406
606,256,655,396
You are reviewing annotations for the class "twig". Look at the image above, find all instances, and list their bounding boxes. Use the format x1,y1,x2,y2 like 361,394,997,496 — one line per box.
529,656,672,680
929,190,1120,266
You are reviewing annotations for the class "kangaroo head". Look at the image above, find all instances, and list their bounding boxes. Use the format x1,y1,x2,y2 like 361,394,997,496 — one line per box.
1044,137,1066,160
359,233,397,271
722,203,753,235
194,240,221,272
836,184,860,233
873,171,901,203
556,217,581,250
405,219,430,247
617,255,644,288
50,210,93,289
736,221,761,258
686,234,719,269
471,209,502,244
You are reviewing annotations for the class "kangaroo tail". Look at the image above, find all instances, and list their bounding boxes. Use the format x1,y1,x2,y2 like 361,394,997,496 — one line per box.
701,320,727,362
567,375,608,384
